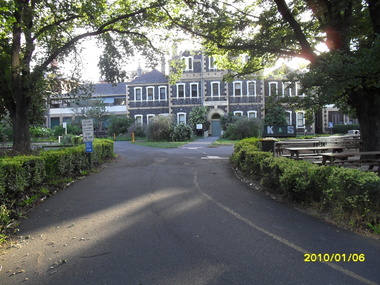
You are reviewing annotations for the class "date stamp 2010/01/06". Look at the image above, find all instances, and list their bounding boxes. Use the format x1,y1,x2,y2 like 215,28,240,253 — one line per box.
304,253,366,262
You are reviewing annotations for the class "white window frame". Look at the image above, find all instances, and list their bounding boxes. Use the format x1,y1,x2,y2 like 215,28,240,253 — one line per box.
211,81,220,97
182,56,193,71
134,114,143,126
209,56,218,70
247,81,256,96
146,86,154,101
177,83,185,98
233,81,242,96
282,82,291,96
177,112,187,124
268,81,278,96
296,82,305,97
233,111,243,117
134,87,142,101
190,83,199,98
296,111,305,128
247,111,257,118
286,111,292,125
159,86,167,101
147,114,155,125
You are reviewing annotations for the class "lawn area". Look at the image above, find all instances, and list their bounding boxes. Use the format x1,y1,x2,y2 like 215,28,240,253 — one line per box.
131,140,191,148
209,139,237,147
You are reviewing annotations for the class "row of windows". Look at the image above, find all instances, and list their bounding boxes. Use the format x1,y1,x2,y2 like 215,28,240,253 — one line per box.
134,86,167,101
134,110,305,127
134,113,187,125
268,82,305,97
232,110,305,127
182,56,218,71
131,82,306,101
132,81,258,101
233,111,258,118
285,111,305,128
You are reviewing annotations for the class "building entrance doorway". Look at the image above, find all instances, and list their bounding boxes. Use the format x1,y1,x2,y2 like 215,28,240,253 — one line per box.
211,114,222,137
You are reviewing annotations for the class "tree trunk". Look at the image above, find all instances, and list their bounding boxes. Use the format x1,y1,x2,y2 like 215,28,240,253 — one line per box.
12,96,32,154
349,88,380,151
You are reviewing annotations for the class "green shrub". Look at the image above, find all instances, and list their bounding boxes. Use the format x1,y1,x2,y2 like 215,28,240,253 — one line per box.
231,138,380,230
147,115,173,141
107,115,135,136
332,124,360,134
0,117,12,142
30,127,54,138
170,123,193,141
222,117,262,140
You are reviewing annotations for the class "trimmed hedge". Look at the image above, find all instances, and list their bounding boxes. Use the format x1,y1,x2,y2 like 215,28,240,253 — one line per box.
0,139,114,237
231,138,380,230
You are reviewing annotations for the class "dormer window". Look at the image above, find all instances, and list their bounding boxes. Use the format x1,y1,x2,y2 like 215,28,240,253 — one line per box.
182,56,193,71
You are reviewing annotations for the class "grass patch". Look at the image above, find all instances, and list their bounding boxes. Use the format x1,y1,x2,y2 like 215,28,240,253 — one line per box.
131,140,190,148
210,139,237,147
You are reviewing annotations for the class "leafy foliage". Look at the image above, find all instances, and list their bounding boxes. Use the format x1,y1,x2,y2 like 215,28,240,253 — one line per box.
170,123,193,141
0,0,178,153
222,117,262,140
231,139,380,231
147,115,173,141
188,106,209,130
167,0,380,150
107,116,135,136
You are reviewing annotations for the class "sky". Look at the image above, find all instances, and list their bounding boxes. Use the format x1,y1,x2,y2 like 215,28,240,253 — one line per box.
73,37,316,83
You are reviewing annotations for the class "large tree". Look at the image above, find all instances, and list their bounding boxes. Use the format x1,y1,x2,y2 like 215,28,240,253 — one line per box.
164,0,380,151
0,0,169,153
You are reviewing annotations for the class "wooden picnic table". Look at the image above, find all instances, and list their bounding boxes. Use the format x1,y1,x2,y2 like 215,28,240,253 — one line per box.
275,140,322,156
285,146,344,160
321,151,380,165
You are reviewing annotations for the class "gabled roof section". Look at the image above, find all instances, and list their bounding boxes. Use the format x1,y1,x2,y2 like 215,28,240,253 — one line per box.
92,82,128,95
129,69,168,85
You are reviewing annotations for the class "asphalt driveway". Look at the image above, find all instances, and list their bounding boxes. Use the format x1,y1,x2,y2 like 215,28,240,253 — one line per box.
0,137,379,284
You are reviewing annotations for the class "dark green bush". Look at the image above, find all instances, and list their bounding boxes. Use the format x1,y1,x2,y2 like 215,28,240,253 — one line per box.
332,124,360,134
231,138,380,230
107,115,135,136
222,117,262,140
170,123,193,141
30,127,54,138
0,139,114,239
147,115,173,141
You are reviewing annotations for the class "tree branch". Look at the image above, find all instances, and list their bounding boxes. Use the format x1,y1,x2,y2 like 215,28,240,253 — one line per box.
273,0,317,62
32,1,163,80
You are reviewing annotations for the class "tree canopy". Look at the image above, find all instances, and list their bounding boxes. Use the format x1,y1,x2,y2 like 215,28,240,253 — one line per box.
163,0,380,150
0,0,174,152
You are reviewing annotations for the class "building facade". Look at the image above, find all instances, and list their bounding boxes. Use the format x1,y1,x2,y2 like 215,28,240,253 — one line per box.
47,50,358,136
127,51,266,136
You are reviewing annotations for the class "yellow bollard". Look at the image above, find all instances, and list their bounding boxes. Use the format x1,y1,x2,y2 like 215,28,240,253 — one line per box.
132,132,135,142
114,133,116,140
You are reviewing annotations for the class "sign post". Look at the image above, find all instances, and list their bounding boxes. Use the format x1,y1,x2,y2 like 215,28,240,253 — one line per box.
82,119,94,166
81,119,94,144
263,125,296,137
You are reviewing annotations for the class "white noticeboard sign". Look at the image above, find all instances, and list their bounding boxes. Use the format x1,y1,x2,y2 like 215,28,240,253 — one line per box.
82,119,94,142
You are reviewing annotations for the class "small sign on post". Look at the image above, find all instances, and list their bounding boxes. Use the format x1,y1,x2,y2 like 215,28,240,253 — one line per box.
85,141,93,153
82,119,94,157
82,119,94,142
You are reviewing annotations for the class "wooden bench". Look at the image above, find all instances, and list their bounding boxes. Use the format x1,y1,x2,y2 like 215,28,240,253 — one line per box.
320,151,380,175
285,146,344,160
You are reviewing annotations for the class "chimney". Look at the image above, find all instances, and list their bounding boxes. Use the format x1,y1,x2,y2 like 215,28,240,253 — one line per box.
137,63,142,77
161,55,166,75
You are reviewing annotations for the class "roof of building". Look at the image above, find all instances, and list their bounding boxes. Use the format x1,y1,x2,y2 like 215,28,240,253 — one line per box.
129,69,168,85
92,82,128,96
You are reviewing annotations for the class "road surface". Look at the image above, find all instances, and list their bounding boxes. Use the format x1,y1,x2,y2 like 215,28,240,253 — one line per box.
0,137,379,284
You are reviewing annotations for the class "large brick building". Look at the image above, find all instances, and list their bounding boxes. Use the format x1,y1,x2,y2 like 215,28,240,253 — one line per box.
48,50,358,136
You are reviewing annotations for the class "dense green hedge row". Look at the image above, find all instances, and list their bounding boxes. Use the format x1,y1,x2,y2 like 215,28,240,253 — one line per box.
0,139,114,238
231,138,380,231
